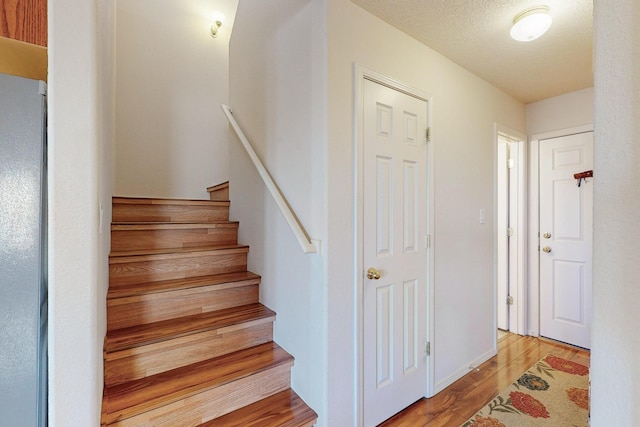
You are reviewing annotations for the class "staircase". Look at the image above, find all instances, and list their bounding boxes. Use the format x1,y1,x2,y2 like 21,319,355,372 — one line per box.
101,182,317,426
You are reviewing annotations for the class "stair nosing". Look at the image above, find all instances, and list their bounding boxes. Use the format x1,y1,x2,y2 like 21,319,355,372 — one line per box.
207,181,229,192
104,303,275,353
108,244,249,261
111,222,239,230
113,197,230,206
107,271,261,299
102,342,293,422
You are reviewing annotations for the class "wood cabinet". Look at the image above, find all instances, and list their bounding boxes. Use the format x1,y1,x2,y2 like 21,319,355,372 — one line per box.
1,0,47,46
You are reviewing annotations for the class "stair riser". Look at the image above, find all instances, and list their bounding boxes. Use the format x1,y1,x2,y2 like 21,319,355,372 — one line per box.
113,204,229,223
111,227,238,252
208,187,229,201
105,363,292,426
107,284,259,331
104,321,273,386
109,252,248,286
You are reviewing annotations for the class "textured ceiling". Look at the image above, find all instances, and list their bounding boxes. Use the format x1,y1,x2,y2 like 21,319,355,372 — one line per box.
350,0,593,104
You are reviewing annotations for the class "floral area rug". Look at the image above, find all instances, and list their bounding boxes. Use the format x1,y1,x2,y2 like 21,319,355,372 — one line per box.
461,354,589,427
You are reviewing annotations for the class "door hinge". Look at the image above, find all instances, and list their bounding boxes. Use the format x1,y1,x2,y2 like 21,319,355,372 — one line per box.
507,296,514,305
425,341,431,356
424,235,431,249
426,127,432,142
507,227,514,237
507,158,515,169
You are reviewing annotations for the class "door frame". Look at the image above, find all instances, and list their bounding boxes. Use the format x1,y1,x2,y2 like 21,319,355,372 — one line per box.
494,125,527,336
528,124,593,336
354,64,435,426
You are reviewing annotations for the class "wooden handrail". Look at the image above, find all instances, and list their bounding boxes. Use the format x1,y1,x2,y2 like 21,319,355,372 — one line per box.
221,104,318,254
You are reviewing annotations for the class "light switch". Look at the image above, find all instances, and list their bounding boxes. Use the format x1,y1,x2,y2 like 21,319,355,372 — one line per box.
479,209,486,224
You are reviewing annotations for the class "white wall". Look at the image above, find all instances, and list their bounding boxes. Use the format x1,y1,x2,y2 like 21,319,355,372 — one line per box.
229,0,328,424
526,87,594,135
115,0,237,199
48,0,115,424
591,0,640,424
97,0,116,409
325,2,525,423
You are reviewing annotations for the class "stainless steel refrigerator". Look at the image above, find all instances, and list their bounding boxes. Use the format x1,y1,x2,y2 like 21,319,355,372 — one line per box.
0,72,47,426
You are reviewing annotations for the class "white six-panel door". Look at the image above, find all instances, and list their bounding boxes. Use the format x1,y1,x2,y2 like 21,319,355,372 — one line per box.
363,79,428,426
539,132,593,349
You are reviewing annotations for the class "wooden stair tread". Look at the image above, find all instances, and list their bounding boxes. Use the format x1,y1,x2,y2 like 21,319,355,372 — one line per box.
113,197,229,207
105,303,275,353
206,181,229,193
109,244,249,260
102,342,292,422
198,389,317,427
107,271,261,299
111,222,239,230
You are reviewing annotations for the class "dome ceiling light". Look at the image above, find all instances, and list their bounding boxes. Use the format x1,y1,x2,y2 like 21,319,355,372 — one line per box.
510,6,552,42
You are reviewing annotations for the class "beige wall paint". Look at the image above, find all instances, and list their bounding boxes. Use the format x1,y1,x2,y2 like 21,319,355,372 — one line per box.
96,1,116,422
591,0,640,424
229,0,328,423
526,87,594,135
48,0,115,424
115,0,237,199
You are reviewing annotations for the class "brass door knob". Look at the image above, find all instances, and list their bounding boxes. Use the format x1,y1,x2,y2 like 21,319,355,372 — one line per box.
542,246,552,253
543,232,552,239
366,268,381,280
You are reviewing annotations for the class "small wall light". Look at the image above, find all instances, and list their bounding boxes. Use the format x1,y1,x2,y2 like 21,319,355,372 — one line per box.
210,20,222,38
510,6,552,42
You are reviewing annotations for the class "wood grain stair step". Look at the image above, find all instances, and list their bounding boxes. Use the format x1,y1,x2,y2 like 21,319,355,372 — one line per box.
111,222,239,252
109,245,249,286
104,303,276,386
109,243,247,258
113,197,230,223
198,389,317,427
207,181,230,201
105,302,274,353
102,342,294,426
107,272,261,330
107,271,261,299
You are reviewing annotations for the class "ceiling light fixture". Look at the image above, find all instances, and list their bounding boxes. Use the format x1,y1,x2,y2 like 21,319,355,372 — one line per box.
510,6,552,42
210,20,222,38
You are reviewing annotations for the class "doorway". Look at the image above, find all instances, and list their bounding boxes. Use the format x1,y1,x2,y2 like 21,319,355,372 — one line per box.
355,66,434,427
495,126,527,338
528,125,593,349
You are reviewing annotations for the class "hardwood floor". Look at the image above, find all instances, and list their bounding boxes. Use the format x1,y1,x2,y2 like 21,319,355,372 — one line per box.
379,334,590,427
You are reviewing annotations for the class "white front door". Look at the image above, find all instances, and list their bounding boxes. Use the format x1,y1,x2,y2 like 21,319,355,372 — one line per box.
363,78,428,426
539,131,593,349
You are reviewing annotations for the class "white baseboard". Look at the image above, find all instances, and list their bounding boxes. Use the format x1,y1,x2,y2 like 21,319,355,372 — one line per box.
433,347,497,394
